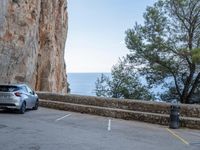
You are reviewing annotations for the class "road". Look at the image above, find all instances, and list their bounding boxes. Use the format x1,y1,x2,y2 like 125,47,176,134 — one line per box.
0,107,199,150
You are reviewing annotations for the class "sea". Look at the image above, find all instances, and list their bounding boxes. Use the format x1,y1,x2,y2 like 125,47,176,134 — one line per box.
67,73,165,98
67,73,111,96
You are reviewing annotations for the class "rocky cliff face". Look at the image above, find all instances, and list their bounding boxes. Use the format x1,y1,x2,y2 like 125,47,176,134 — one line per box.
0,0,68,93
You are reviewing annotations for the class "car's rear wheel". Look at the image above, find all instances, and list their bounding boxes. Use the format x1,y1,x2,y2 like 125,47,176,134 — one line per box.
19,102,26,114
33,100,39,110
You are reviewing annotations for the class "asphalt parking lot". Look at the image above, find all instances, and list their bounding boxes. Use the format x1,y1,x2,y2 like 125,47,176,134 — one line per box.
0,107,200,150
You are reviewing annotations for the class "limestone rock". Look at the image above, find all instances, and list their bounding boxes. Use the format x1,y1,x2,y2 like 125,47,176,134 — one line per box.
0,0,68,93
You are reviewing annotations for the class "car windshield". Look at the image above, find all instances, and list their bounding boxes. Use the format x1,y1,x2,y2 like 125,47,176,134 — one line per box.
0,86,19,92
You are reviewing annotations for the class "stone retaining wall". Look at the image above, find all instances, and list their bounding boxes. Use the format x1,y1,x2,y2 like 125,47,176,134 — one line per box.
39,99,170,126
37,92,200,118
39,99,200,129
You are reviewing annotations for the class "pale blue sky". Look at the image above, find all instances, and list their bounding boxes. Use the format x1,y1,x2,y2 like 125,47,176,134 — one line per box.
65,0,156,73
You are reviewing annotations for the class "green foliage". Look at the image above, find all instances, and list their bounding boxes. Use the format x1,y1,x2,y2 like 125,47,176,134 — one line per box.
67,82,71,93
95,59,154,100
95,74,110,97
125,0,200,103
192,48,200,63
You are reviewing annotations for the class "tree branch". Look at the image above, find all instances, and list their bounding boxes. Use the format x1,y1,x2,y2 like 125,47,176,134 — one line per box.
172,73,182,98
171,0,189,31
152,57,182,98
180,63,196,103
188,72,200,99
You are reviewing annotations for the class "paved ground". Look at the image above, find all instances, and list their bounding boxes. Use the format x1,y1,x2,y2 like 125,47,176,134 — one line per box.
0,107,199,150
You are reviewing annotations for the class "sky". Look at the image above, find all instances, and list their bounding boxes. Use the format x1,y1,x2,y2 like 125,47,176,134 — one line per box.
65,0,156,73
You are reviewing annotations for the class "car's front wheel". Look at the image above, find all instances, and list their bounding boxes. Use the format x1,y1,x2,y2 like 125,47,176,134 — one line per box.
19,102,26,114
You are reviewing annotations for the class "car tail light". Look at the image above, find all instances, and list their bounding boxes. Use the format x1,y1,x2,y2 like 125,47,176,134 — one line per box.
15,92,21,97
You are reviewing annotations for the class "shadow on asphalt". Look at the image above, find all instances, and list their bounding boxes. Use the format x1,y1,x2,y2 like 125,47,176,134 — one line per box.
0,109,33,114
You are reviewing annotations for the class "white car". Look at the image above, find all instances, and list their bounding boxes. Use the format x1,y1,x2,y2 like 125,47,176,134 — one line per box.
0,84,39,114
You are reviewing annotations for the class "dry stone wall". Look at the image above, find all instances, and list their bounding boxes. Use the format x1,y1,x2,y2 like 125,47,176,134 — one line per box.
37,92,200,118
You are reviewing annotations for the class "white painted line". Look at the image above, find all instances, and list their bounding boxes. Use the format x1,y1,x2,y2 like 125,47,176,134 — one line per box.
108,119,111,131
55,114,71,122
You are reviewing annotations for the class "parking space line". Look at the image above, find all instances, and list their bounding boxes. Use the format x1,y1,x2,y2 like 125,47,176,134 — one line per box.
166,128,190,145
108,119,111,131
55,114,71,122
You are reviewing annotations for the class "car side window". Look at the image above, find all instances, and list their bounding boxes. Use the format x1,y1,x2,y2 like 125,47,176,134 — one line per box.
26,86,34,95
21,86,28,93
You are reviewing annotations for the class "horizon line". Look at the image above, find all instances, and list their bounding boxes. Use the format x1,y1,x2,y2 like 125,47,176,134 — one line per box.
67,72,111,74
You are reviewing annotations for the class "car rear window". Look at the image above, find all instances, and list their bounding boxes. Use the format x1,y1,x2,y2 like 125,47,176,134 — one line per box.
0,86,19,92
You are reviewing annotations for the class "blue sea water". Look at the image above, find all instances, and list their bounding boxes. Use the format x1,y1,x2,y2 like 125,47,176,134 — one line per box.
67,73,165,98
67,73,111,96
